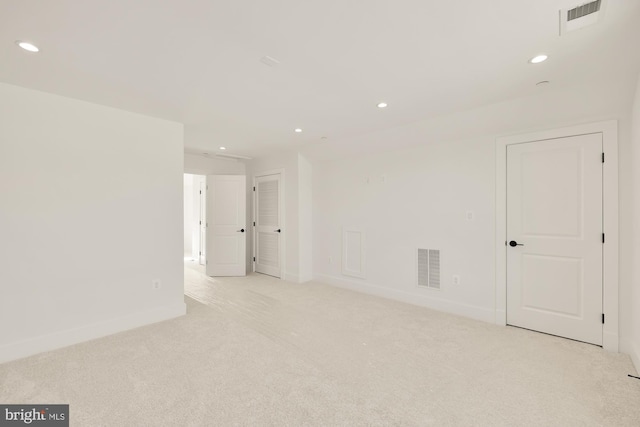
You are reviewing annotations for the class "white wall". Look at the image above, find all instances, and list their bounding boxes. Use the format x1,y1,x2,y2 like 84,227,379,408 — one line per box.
184,153,246,175
298,155,313,282
313,136,496,321
0,83,185,363
618,113,635,356
311,77,638,346
629,73,640,372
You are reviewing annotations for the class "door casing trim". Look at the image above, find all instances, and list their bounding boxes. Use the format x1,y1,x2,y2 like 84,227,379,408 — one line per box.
252,169,285,279
495,120,618,351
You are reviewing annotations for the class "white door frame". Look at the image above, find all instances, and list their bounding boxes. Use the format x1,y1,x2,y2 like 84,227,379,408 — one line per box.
253,168,285,277
495,120,618,351
199,180,206,265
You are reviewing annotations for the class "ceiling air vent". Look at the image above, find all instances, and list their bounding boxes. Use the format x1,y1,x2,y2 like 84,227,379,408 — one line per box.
567,0,601,21
418,249,440,290
560,0,605,35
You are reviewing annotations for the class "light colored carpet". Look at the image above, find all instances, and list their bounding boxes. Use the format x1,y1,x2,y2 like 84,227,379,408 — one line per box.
1,261,639,426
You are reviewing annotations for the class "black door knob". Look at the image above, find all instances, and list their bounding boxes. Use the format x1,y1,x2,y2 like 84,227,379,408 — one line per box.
509,240,523,247
275,229,281,233
237,229,245,233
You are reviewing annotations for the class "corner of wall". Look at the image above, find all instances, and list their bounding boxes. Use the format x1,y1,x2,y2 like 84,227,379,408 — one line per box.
298,153,313,284
0,83,186,363
628,71,640,374
0,301,186,364
620,338,640,375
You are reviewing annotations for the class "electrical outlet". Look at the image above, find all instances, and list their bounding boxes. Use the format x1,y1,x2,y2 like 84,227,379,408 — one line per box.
328,256,333,265
466,211,474,221
152,279,161,290
452,275,461,285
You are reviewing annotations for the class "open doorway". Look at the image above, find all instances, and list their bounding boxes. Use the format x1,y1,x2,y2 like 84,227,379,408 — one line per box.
184,174,206,265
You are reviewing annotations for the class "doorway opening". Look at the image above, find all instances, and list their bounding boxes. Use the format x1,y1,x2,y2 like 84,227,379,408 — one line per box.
183,174,206,266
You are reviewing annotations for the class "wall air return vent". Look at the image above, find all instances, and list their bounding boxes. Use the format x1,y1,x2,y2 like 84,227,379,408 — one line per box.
417,249,440,290
560,0,605,35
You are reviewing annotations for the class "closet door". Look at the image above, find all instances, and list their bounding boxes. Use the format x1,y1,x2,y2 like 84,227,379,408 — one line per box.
254,174,281,278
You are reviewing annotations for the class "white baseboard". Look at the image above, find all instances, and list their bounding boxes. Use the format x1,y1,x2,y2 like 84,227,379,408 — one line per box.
284,272,300,283
314,273,494,323
284,272,313,283
603,330,619,352
0,301,186,364
298,273,313,283
620,338,640,375
631,343,640,375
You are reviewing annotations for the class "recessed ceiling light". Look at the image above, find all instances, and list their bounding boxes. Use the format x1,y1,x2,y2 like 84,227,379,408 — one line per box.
294,128,302,133
377,102,388,108
16,41,40,52
529,54,548,64
219,146,226,150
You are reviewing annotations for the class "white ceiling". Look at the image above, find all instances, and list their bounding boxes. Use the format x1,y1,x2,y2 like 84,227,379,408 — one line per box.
2,0,640,159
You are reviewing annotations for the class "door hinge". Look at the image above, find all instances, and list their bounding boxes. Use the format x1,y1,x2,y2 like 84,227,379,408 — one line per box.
602,233,605,243
602,152,605,163
253,257,256,262
253,186,256,191
253,221,256,226
602,313,605,324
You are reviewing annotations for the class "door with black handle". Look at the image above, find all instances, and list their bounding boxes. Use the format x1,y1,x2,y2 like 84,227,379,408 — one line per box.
254,173,282,278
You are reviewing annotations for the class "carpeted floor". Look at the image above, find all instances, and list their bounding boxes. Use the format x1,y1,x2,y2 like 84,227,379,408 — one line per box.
1,261,639,426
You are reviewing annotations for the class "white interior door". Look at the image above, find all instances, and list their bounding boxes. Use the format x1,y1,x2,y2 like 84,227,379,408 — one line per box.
199,181,206,266
206,175,246,277
254,174,281,278
506,133,603,345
